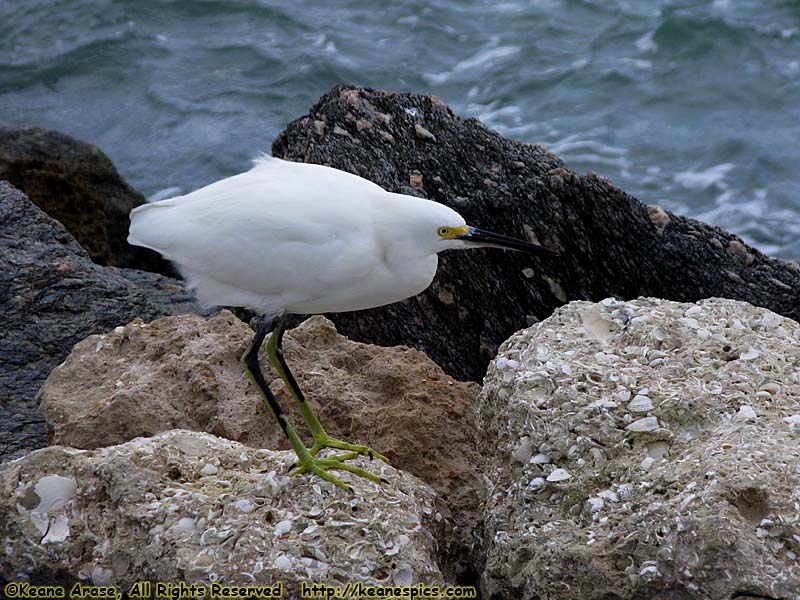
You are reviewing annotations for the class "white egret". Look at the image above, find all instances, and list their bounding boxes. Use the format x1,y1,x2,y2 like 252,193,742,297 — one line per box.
128,155,558,492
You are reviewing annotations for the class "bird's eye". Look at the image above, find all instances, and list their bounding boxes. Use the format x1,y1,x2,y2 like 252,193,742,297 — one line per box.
438,227,449,237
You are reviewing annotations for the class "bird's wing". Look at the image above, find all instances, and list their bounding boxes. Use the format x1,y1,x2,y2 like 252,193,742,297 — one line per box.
129,157,384,307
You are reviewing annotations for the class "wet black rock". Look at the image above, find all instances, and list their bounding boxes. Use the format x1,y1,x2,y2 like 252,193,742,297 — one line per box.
0,182,204,462
273,85,799,382
0,127,173,275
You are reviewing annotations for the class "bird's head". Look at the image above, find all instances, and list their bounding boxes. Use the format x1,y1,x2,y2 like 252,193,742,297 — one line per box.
428,205,559,258
381,194,559,258
437,223,559,256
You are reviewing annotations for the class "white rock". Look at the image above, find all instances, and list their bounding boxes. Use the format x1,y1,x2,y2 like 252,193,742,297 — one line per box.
759,382,780,395
41,515,70,543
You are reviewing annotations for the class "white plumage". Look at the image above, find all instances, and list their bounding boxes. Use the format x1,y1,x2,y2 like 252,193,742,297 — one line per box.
129,156,466,315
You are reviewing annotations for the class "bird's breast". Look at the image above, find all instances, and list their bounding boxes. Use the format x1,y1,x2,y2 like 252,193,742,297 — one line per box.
287,253,438,314
385,253,439,300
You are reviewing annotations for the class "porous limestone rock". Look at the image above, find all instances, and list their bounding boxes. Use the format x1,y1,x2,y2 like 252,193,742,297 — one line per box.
0,430,446,593
479,297,800,600
36,311,483,579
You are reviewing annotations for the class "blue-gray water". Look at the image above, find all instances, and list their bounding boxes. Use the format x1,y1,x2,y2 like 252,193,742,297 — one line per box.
1,0,799,258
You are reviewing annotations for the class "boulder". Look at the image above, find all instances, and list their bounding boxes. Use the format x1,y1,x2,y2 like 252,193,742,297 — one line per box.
0,182,204,463
478,297,800,599
0,127,172,274
273,86,799,382
35,311,483,580
0,430,446,595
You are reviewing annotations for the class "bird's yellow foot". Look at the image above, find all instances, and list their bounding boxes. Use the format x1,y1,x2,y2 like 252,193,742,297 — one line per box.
289,456,386,493
309,436,390,463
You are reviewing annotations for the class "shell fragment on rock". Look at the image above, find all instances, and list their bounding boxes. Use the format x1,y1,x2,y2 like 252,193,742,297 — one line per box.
200,463,218,476
616,388,632,402
546,468,571,482
626,417,659,433
739,347,761,360
628,395,653,412
512,436,533,463
530,453,550,465
784,415,800,430
735,405,758,421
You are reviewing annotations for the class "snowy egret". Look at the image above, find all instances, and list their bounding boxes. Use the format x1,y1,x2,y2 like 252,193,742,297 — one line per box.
128,155,558,491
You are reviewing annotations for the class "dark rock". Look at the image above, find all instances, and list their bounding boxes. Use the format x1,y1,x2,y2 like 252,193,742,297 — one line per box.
0,182,205,463
272,85,799,382
0,127,173,275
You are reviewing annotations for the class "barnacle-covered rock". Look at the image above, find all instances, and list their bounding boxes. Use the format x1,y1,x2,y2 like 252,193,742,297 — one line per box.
35,311,484,580
0,430,446,593
479,297,800,600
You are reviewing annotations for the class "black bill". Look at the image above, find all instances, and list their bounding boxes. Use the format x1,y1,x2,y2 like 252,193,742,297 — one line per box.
458,226,559,257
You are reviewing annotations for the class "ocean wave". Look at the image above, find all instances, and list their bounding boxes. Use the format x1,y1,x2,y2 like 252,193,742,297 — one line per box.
673,164,735,191
424,42,521,84
2,0,797,258
695,189,800,258
548,139,628,157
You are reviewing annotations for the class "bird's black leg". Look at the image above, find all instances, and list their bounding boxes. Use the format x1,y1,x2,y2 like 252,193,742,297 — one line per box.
240,316,311,464
264,314,389,465
242,315,383,491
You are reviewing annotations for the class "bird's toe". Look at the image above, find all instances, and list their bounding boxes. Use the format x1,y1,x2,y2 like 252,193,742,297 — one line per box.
289,454,384,490
309,436,389,464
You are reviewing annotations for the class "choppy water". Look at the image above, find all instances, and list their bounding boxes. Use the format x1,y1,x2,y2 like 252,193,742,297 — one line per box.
1,0,799,257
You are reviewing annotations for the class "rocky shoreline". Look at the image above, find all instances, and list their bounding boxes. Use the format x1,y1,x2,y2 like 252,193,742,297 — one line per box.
1,86,798,599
